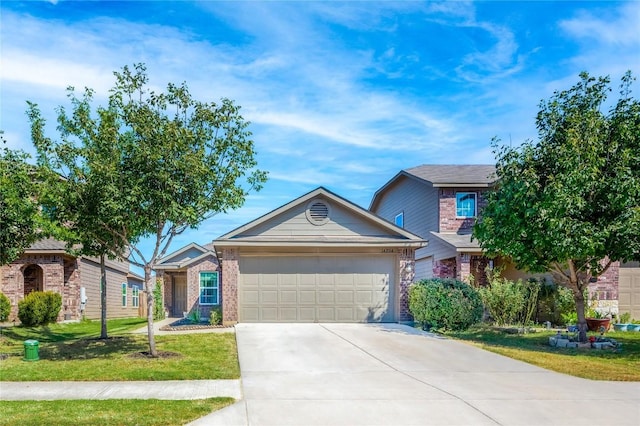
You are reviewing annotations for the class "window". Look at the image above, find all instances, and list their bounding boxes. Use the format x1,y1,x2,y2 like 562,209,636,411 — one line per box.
199,272,219,305
456,192,477,218
121,283,127,307
394,212,404,228
132,285,139,308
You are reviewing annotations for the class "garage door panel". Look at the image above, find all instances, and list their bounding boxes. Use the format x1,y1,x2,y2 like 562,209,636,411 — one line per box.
239,255,395,322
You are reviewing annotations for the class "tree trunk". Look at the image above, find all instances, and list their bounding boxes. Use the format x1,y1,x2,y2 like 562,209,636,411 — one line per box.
145,265,157,357
573,282,588,343
100,254,108,339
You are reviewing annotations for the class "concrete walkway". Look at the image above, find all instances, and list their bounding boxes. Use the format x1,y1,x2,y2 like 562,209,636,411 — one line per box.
189,323,640,426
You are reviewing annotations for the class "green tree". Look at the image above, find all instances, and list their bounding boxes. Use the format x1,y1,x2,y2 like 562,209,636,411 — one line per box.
474,72,640,342
28,88,130,339
0,136,46,265
29,64,267,356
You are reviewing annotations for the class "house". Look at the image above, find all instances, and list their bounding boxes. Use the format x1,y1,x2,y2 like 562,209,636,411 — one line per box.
370,164,638,319
155,243,220,319
0,238,143,322
157,187,425,324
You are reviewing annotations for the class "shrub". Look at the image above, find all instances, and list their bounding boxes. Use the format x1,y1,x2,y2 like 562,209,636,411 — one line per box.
409,278,483,331
0,292,10,321
209,307,222,325
17,291,62,326
479,275,525,326
538,283,576,325
153,279,164,321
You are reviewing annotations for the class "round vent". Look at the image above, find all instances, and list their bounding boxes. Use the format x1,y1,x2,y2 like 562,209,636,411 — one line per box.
306,200,330,225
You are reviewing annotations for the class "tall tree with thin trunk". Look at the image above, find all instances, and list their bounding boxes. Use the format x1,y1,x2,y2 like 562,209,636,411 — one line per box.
474,72,640,342
30,64,267,355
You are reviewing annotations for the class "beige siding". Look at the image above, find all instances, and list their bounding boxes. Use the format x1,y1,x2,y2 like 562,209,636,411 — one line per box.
163,247,207,264
371,177,438,261
619,267,640,320
79,258,140,320
242,197,397,238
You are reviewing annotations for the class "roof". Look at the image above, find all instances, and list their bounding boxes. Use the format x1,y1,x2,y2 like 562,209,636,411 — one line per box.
370,164,496,210
430,232,483,253
155,242,216,270
26,238,68,252
214,186,426,249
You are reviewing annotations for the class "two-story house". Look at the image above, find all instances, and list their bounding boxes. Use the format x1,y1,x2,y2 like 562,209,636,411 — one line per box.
370,164,640,320
370,165,498,285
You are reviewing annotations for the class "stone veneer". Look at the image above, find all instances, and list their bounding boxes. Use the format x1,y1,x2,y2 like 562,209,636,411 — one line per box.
0,254,81,321
398,248,416,322
221,248,239,325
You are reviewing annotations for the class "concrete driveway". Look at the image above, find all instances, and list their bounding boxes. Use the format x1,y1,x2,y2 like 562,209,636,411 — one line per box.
190,323,640,426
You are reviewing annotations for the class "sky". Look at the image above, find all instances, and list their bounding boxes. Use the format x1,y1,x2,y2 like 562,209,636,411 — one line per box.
1,0,639,265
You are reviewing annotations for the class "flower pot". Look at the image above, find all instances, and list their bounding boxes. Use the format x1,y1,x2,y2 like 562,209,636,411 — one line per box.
613,323,628,332
586,318,610,332
631,324,640,332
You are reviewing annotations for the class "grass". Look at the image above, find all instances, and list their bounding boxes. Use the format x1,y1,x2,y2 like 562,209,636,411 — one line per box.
447,326,640,381
0,398,235,426
0,318,240,381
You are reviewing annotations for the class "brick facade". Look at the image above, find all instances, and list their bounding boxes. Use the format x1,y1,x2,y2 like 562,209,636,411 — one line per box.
588,260,620,314
438,189,488,233
221,248,239,325
433,258,456,279
0,254,81,322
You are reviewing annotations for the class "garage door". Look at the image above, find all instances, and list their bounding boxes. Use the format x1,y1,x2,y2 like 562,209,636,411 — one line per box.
619,265,640,320
239,255,395,322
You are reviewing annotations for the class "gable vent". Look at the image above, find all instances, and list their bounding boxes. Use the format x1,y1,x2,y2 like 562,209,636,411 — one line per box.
306,200,331,225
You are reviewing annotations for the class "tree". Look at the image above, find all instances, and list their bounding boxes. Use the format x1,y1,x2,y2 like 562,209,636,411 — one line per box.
29,64,267,356
474,72,640,342
0,135,46,265
28,89,130,339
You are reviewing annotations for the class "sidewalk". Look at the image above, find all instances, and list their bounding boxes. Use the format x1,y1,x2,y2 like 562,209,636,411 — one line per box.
0,318,241,402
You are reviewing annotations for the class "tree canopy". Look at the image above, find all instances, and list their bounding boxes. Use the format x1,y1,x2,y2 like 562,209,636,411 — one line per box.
0,136,47,265
474,71,640,341
29,63,267,355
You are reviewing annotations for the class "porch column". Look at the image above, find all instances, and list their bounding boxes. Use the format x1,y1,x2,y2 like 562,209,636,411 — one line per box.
456,253,471,283
221,248,239,325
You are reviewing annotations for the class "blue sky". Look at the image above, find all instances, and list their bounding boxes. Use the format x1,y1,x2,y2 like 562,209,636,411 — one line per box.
1,1,639,263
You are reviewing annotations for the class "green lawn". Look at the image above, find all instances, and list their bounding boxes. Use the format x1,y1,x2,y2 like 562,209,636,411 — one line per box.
447,326,640,381
0,398,235,426
0,318,240,381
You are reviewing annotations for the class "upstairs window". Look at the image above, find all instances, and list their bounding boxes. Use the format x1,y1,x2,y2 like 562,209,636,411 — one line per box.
456,192,477,218
199,272,219,305
394,212,404,228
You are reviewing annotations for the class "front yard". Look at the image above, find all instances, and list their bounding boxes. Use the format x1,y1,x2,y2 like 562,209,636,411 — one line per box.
0,318,240,425
448,326,640,381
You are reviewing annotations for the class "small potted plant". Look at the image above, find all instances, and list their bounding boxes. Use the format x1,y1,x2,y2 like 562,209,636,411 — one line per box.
586,308,610,332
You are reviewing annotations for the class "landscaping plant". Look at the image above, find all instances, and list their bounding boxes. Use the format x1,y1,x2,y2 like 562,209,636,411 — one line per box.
409,278,483,331
17,291,62,326
0,292,10,321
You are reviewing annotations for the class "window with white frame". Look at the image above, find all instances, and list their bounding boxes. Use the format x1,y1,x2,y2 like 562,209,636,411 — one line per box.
199,272,219,305
132,285,139,307
394,212,404,228
121,283,127,307
456,192,477,218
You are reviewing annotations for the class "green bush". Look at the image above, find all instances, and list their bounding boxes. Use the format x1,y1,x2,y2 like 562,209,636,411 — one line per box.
0,292,11,321
153,280,164,321
478,272,541,326
409,278,483,331
209,307,222,325
17,291,62,326
537,283,576,325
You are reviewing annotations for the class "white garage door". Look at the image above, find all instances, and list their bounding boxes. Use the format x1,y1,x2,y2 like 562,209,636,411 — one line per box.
239,255,395,322
619,265,640,320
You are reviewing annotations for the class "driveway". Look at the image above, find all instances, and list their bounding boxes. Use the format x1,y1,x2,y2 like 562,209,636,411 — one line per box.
190,323,640,426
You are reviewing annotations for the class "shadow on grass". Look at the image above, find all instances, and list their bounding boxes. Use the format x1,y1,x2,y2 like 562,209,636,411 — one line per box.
39,336,147,360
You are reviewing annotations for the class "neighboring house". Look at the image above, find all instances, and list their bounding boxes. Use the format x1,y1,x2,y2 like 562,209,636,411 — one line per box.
0,238,143,322
369,164,630,316
155,243,220,319
160,187,425,324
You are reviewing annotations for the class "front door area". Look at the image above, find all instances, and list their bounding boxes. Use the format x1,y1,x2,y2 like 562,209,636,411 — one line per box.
172,275,187,316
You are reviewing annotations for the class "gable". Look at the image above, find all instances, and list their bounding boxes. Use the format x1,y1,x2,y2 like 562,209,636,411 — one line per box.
162,247,209,264
216,187,425,247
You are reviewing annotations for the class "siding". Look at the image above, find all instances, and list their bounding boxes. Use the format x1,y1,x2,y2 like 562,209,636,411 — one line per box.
79,258,140,319
414,257,433,281
242,196,396,238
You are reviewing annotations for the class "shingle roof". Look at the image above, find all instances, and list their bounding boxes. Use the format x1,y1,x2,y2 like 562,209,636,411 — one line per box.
26,238,68,251
430,232,483,252
405,164,496,186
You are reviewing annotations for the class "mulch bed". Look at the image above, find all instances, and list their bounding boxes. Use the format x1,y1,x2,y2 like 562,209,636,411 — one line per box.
159,318,231,332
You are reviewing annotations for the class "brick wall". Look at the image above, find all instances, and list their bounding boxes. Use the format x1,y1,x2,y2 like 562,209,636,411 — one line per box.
588,260,620,316
433,258,456,278
186,256,221,320
221,248,239,325
438,189,488,233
